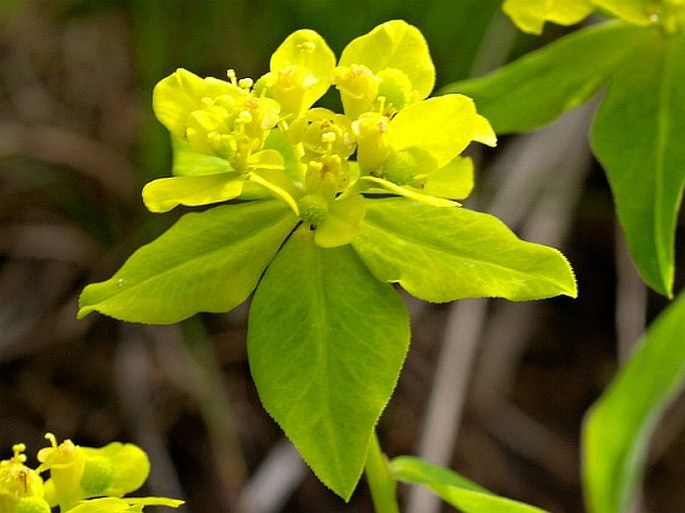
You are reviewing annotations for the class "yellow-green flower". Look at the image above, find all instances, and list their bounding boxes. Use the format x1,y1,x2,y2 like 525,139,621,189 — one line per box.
153,68,280,168
351,94,495,206
333,20,435,118
0,444,45,513
139,20,498,249
256,29,336,118
36,434,85,508
36,434,150,511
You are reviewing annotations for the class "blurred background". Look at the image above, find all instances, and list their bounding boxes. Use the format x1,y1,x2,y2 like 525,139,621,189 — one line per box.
1,1,683,512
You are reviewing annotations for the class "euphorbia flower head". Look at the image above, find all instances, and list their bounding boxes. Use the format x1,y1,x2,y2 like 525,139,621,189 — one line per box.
142,20,495,248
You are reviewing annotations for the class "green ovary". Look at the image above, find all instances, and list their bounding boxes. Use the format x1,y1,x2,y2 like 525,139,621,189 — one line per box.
377,68,413,114
378,150,419,185
298,194,329,227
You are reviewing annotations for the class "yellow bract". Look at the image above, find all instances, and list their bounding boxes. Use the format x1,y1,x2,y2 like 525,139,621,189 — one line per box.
503,0,593,34
504,0,685,34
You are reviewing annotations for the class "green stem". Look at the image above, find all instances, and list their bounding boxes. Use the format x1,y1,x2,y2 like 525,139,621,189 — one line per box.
365,430,400,513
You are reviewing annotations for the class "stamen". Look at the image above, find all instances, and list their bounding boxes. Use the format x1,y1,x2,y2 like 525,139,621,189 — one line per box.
377,118,388,134
238,110,253,124
302,74,318,89
321,131,336,144
226,69,238,86
321,131,336,154
44,433,58,449
377,95,387,115
238,77,254,90
12,443,27,462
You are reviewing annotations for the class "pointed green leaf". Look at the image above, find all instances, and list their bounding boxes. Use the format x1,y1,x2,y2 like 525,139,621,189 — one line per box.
591,32,685,297
352,199,576,302
390,456,549,513
248,231,410,499
444,22,646,133
583,291,685,513
339,20,435,100
78,201,297,323
142,173,244,213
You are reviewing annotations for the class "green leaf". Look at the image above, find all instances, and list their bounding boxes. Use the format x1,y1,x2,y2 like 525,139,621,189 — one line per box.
591,31,685,297
352,199,576,302
390,456,549,512
247,230,410,500
78,201,297,323
443,22,646,133
582,290,685,513
339,20,435,100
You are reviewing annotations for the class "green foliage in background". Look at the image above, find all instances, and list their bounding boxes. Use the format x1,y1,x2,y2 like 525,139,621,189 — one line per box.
448,0,685,299
443,2,685,513
583,292,685,513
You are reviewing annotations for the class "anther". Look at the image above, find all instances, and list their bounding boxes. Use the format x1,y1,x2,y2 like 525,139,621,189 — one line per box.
226,69,238,85
238,110,253,124
321,131,336,144
238,77,254,89
12,444,27,462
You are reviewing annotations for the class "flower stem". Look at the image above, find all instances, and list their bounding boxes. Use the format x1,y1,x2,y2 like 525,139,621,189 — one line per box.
365,430,400,513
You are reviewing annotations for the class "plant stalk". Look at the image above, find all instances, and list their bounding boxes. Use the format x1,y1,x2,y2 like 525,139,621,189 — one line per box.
365,430,400,513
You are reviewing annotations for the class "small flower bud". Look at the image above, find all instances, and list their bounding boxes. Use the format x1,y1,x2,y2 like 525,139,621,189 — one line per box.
376,68,413,114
